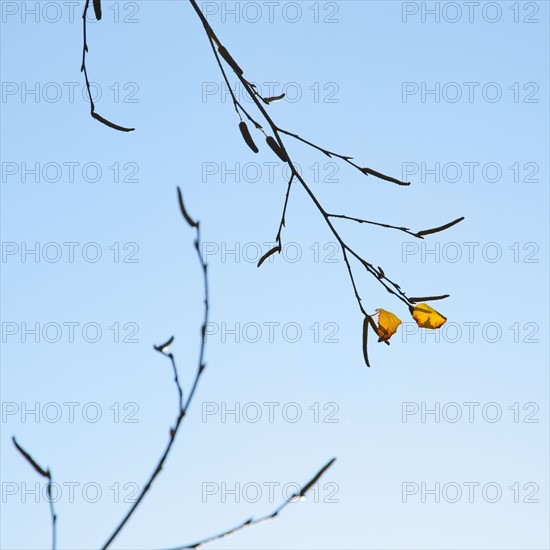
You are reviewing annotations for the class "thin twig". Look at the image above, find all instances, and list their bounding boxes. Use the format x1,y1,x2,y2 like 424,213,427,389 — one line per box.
275,174,294,245
185,0,464,362
276,127,410,186
12,437,57,550
164,458,337,550
78,0,462,332
102,188,333,548
81,0,134,132
101,188,207,550
328,213,422,238
329,214,466,240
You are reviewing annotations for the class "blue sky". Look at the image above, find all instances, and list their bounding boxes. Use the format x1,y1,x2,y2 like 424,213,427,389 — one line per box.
1,1,549,549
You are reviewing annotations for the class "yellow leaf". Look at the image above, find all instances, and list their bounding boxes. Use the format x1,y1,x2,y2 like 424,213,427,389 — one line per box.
411,303,447,329
375,308,402,342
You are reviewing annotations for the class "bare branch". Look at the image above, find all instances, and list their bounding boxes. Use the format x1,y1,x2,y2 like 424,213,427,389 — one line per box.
328,213,422,238
81,0,134,132
275,175,295,245
12,437,57,550
165,458,337,550
329,214,465,240
100,188,208,550
276,128,410,186
185,0,463,363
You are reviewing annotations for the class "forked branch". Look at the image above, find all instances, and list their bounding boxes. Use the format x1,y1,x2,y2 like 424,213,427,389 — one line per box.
14,186,334,550
100,188,207,549
81,0,134,131
79,1,465,366
184,0,464,365
12,437,57,550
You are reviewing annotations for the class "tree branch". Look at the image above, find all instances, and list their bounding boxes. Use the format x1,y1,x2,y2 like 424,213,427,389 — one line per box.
81,0,134,132
165,458,337,550
185,0,464,364
12,437,57,550
100,188,207,549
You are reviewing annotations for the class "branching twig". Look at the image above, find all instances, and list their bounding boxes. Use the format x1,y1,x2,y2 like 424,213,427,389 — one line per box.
165,458,337,550
81,0,134,132
14,187,335,549
328,213,465,240
79,0,465,365
12,437,57,550
79,0,464,363
185,0,464,365
276,127,410,185
100,188,206,549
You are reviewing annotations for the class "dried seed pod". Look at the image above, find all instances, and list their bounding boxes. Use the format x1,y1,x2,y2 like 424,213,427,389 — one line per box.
257,245,281,268
177,187,198,228
239,121,259,153
266,136,288,162
360,166,410,186
218,46,243,76
409,295,450,303
263,93,285,104
93,0,102,20
91,111,134,132
416,217,465,237
362,317,371,367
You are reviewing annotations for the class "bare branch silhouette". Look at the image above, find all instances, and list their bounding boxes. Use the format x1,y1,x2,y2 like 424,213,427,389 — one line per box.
81,0,134,132
98,189,332,549
13,3,467,548
183,0,464,365
12,437,57,550
101,187,207,549
78,0,465,363
328,214,465,239
14,188,335,549
166,458,337,550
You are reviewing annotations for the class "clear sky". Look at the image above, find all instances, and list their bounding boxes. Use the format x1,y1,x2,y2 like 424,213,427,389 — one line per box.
1,1,549,549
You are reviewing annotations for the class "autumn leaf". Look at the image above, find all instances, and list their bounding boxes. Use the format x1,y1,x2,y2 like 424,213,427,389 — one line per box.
375,308,402,342
411,303,447,329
